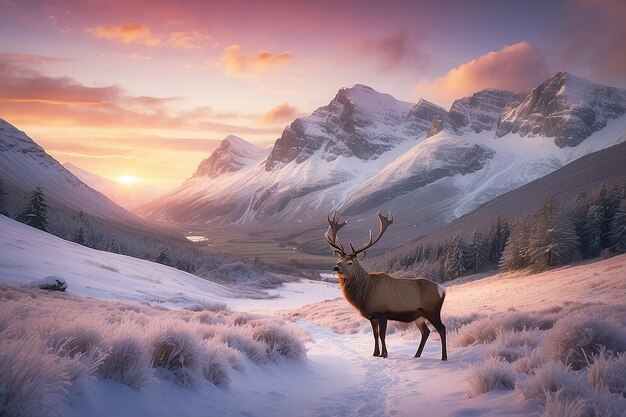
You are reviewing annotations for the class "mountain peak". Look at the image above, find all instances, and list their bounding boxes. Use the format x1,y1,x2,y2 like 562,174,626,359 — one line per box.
496,71,626,147
449,88,523,134
192,135,267,179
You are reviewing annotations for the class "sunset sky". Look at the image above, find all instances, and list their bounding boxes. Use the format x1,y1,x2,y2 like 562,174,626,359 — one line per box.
1,0,625,188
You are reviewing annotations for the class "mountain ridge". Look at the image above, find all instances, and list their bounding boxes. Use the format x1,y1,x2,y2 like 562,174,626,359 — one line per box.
114,73,626,234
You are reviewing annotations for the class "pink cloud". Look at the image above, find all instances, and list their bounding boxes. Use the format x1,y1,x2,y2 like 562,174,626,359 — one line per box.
415,42,549,107
362,28,426,69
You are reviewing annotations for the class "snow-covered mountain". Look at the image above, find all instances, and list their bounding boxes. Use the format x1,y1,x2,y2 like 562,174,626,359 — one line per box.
496,71,626,147
0,118,139,222
63,162,162,211
140,73,626,238
193,135,268,179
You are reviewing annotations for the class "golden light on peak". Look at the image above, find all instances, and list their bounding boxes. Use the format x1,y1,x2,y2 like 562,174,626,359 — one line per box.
117,175,139,184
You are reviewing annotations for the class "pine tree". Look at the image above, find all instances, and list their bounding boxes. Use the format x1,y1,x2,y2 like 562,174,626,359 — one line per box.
610,199,626,254
586,204,605,257
75,227,89,247
469,228,488,273
488,217,509,265
443,233,467,279
16,187,50,232
154,245,171,265
501,215,531,271
528,197,579,271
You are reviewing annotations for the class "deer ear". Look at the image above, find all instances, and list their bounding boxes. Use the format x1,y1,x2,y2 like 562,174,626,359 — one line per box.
356,251,367,260
332,250,344,257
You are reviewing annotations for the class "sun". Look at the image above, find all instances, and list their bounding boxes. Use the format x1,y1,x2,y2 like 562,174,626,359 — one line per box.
117,175,139,184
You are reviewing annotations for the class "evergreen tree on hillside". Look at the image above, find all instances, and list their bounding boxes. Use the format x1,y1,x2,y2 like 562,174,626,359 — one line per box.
488,217,509,264
468,228,488,274
585,204,605,257
501,215,531,271
16,187,50,232
610,199,626,254
75,227,89,247
528,197,579,271
154,245,171,266
442,233,467,279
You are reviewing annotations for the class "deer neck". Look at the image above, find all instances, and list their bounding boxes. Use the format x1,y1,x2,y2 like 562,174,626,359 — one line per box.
338,264,372,313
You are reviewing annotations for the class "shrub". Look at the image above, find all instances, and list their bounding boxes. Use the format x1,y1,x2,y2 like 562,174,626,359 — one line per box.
541,390,591,417
520,361,588,403
251,322,307,361
99,336,153,390
466,357,516,398
538,315,626,370
149,328,204,389
0,336,70,417
486,329,542,363
587,351,626,396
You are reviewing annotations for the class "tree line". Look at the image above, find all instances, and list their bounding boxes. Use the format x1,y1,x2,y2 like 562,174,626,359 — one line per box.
0,180,259,279
373,179,626,282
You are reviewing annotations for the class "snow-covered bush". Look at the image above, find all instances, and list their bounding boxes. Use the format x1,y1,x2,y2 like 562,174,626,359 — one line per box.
202,343,234,386
586,351,626,396
220,329,273,364
519,361,588,403
149,326,205,389
99,336,152,390
0,336,70,417
541,390,591,417
250,321,307,361
537,315,626,370
486,328,542,363
466,357,516,398
455,311,553,347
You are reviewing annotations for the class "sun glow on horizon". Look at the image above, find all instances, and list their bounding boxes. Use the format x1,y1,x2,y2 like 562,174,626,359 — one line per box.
117,175,139,184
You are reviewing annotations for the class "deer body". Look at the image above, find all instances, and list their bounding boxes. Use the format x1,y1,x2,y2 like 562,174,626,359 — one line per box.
326,213,447,360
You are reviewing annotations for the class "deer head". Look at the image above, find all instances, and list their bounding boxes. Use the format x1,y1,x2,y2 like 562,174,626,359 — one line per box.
325,211,393,276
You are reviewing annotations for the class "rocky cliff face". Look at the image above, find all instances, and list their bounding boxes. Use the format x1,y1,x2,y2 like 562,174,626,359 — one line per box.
496,71,626,147
193,135,267,179
449,89,523,134
264,84,420,170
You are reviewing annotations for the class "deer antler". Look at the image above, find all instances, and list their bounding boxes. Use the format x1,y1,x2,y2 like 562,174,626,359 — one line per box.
350,211,393,258
325,212,347,256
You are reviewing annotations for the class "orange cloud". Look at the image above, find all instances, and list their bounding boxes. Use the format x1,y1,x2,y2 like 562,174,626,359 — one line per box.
85,23,162,46
168,30,210,49
221,44,293,77
257,103,299,124
415,42,549,107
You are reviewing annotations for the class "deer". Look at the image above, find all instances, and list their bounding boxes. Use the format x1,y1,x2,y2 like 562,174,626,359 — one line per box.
325,212,447,360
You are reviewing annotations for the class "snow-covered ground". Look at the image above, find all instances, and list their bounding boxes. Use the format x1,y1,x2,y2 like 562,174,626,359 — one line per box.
1,216,625,417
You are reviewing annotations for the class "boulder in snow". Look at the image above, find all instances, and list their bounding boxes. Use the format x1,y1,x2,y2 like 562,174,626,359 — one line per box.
29,275,68,292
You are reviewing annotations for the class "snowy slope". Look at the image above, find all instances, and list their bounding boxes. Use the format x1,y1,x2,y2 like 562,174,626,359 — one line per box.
0,118,139,222
64,163,162,211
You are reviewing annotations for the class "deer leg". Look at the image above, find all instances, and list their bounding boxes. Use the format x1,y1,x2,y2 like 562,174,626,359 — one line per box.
414,318,430,358
426,313,447,361
370,318,380,356
378,315,388,358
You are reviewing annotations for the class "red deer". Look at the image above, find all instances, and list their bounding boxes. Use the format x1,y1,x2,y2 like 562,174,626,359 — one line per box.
325,212,447,360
